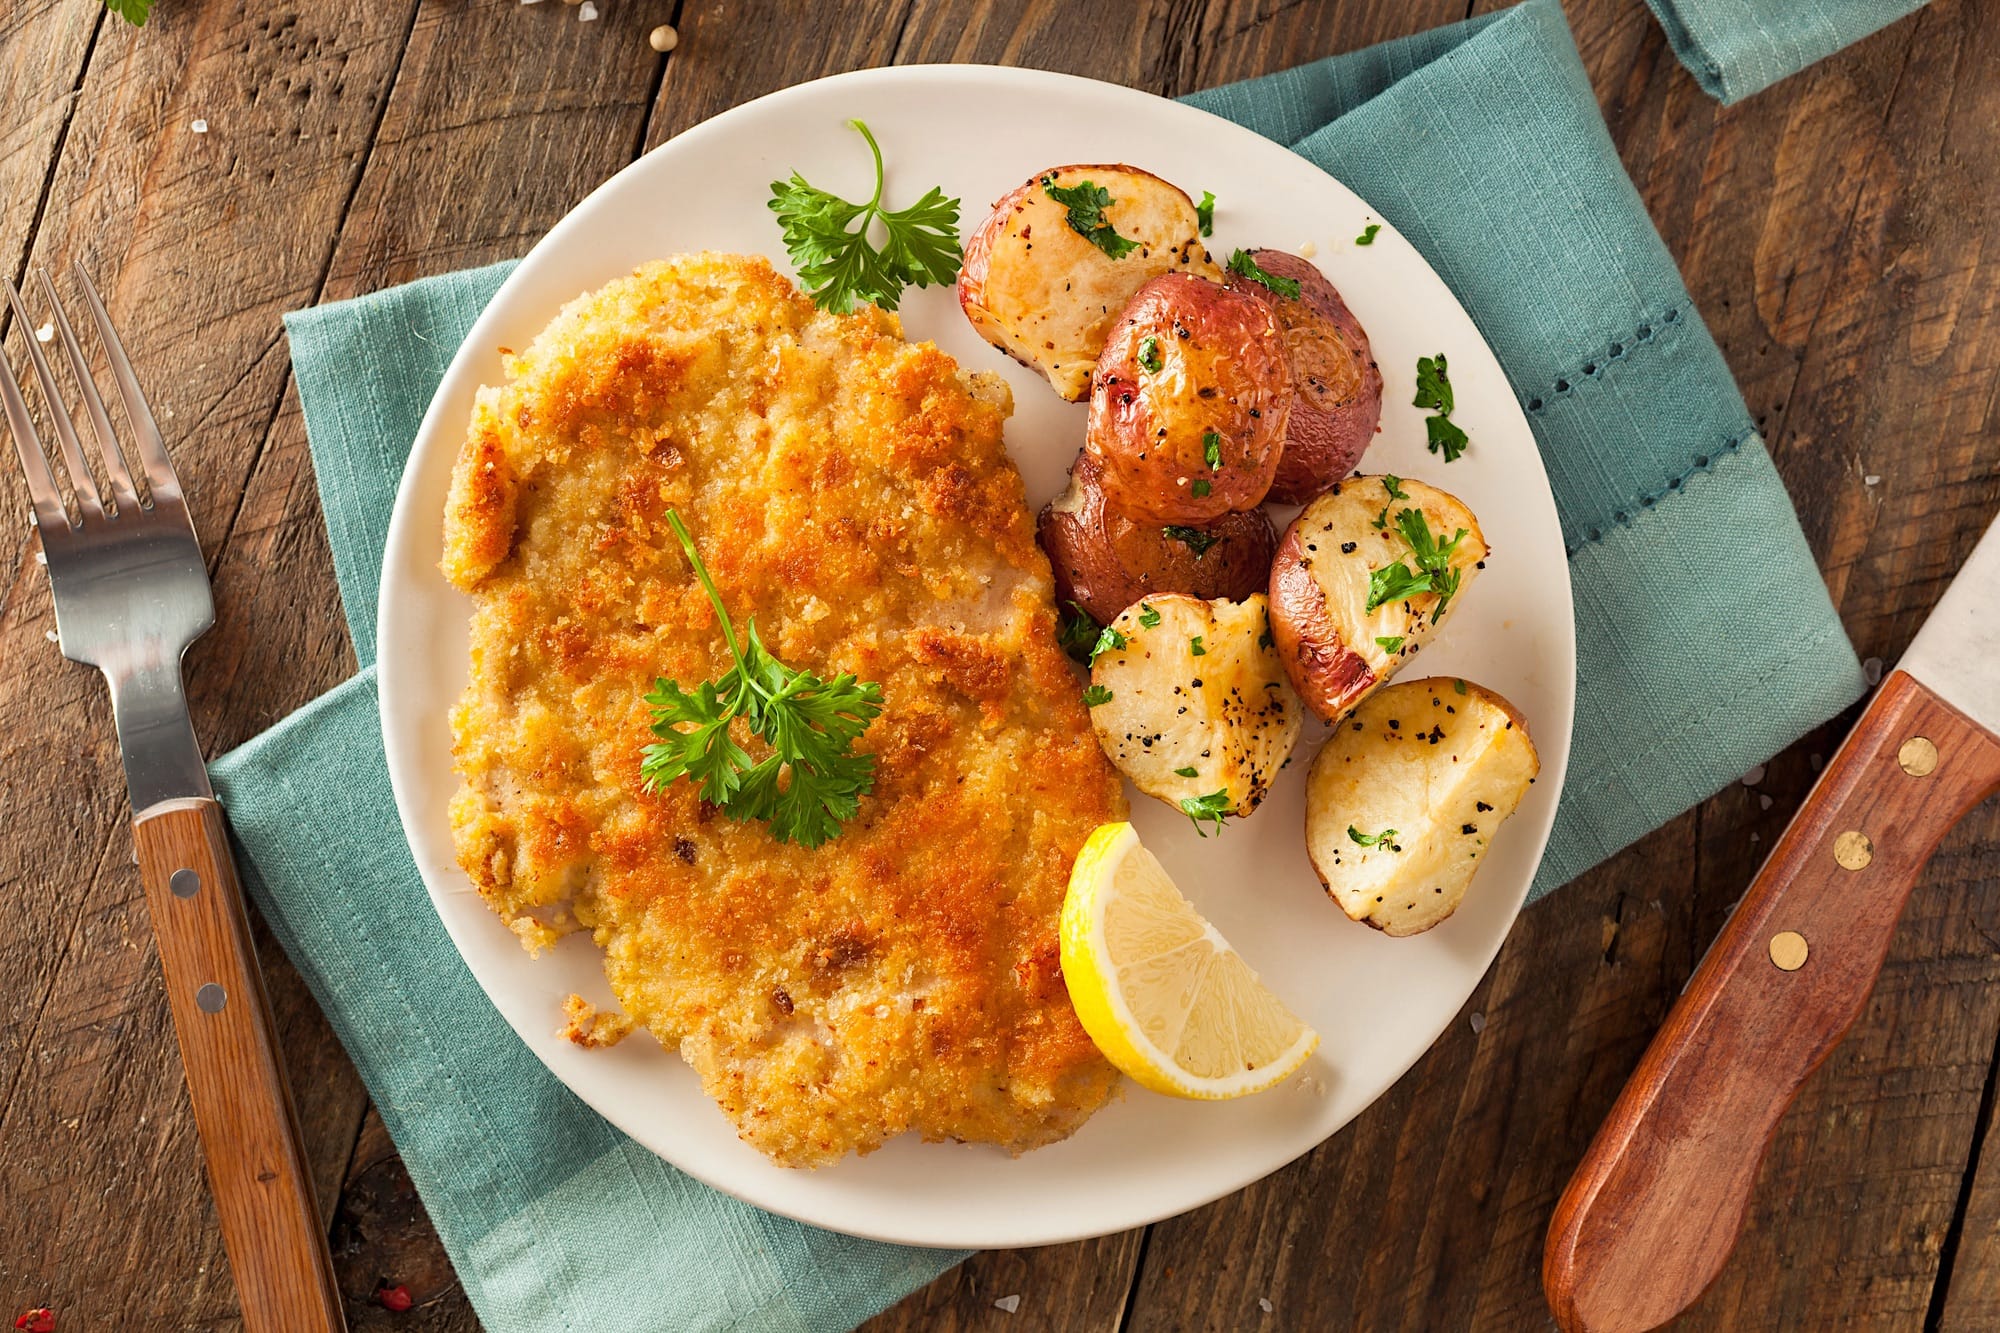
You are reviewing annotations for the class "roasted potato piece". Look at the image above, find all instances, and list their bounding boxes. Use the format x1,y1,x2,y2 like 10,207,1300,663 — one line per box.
1087,593,1303,820
1268,474,1486,724
1085,273,1292,524
959,165,1221,401
1304,678,1539,936
1040,453,1277,625
1227,248,1383,504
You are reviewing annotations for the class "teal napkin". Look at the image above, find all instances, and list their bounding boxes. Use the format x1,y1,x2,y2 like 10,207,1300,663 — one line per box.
217,1,1862,1327
1643,0,1926,103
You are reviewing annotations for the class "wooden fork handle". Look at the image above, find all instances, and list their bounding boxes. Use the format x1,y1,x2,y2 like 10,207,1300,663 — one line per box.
1544,670,2000,1333
133,797,346,1332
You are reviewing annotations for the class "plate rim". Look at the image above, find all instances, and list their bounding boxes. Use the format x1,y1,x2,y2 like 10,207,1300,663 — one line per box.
375,61,1577,1249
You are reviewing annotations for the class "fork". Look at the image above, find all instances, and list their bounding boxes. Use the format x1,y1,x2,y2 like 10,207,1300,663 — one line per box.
2,266,345,1331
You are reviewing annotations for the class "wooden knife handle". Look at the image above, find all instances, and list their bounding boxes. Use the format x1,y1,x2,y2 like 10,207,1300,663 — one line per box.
1544,669,2000,1333
132,797,346,1332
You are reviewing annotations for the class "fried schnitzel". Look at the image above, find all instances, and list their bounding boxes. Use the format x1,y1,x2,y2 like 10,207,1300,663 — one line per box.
443,253,1125,1166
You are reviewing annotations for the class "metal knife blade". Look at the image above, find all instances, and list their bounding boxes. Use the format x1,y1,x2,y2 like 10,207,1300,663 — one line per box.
1900,512,2000,740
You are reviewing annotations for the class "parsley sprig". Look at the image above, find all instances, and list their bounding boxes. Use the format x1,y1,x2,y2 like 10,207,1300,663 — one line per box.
769,120,962,314
1042,176,1140,259
1180,789,1232,837
639,511,884,848
1365,507,1469,617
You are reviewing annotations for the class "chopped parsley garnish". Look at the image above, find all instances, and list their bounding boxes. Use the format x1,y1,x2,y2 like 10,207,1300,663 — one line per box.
1455,678,1469,696
769,120,962,314
1138,335,1163,373
1089,624,1128,664
1191,479,1212,498
1041,175,1140,259
1082,684,1114,707
1189,635,1207,657
1138,603,1162,628
1180,789,1232,837
1162,525,1219,558
1365,508,1469,615
1347,825,1399,848
1202,430,1223,470
1174,765,1200,778
1413,353,1467,461
1356,223,1380,246
1382,475,1410,501
1057,602,1102,665
1375,635,1405,654
1225,248,1302,300
1196,190,1216,237
640,511,884,849
105,0,151,22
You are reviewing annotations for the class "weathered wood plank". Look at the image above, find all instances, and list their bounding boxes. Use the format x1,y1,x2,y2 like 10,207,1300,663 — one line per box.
0,1,99,289
0,1,418,1322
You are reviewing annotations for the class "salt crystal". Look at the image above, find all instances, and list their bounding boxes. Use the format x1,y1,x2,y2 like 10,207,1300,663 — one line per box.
44,629,58,643
1259,1297,1275,1313
1865,474,1881,487
191,118,208,133
1741,764,1765,786
994,1295,1021,1314
34,550,46,566
1469,1011,1486,1034
1298,240,1318,258
1758,794,1773,811
578,0,598,17
1863,657,1883,686
34,321,53,343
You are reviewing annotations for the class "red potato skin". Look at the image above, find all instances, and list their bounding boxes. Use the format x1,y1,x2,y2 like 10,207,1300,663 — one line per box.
1084,273,1292,524
1229,249,1383,505
1268,520,1375,722
1039,454,1277,625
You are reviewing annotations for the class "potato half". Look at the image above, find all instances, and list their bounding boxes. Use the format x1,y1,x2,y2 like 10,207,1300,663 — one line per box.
1304,678,1539,936
959,165,1221,401
1088,593,1302,819
1039,453,1277,625
1085,273,1293,524
1226,248,1383,504
1268,474,1486,725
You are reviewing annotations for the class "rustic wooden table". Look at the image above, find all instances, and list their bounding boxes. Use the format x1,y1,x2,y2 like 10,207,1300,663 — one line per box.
0,0,1993,1327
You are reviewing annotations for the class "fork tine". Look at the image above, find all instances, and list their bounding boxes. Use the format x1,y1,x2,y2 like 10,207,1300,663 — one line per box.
37,268,141,514
69,263,183,509
0,342,71,535
4,279,104,520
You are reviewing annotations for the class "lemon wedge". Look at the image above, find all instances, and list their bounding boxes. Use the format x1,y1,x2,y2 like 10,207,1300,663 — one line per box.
1060,822,1318,1099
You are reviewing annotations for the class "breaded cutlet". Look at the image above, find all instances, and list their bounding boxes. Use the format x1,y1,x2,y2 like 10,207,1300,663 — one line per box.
442,253,1125,1166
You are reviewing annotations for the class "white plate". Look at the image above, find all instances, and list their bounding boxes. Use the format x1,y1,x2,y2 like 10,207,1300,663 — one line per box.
377,65,1575,1250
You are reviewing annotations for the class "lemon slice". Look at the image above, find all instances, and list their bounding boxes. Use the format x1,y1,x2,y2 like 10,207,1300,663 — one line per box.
1060,822,1318,1099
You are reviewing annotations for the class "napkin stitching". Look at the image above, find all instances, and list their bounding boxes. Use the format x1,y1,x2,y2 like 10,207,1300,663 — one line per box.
1564,427,1754,557
1521,307,1686,415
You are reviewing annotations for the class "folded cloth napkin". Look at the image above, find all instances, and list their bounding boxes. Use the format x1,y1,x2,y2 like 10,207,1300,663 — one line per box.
216,1,1862,1327
1642,0,1927,103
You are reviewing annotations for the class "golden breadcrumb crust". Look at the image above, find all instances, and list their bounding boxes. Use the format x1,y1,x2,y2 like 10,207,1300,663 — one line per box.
443,253,1124,1166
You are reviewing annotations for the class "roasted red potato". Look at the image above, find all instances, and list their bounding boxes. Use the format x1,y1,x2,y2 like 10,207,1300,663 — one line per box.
959,165,1220,402
1039,453,1277,626
1268,474,1486,724
1304,677,1538,936
1084,273,1292,525
1226,248,1382,504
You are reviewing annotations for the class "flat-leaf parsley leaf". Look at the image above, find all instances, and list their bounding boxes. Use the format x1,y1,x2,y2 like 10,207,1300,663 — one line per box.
1082,684,1114,707
1356,223,1380,245
769,119,962,314
1413,353,1469,461
1347,825,1399,849
1162,525,1219,558
1041,175,1140,259
640,511,885,848
1225,248,1301,300
105,0,152,22
1196,190,1216,237
1180,789,1232,837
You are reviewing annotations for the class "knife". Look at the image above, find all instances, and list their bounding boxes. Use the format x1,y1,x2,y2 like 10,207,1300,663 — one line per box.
1542,511,2000,1332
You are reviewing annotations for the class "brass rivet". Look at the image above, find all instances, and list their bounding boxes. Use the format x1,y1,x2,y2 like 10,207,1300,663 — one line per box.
1899,736,1939,777
1770,931,1809,971
1834,831,1873,870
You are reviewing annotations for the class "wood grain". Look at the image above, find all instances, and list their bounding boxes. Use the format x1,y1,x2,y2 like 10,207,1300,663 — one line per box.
0,0,1995,1328
1547,673,2000,1332
132,797,344,1332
